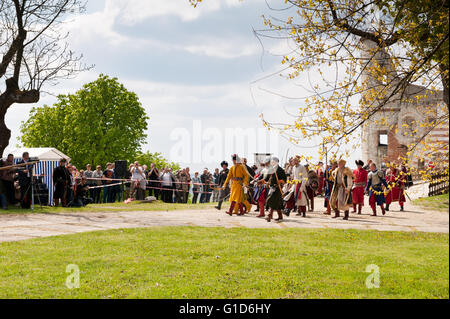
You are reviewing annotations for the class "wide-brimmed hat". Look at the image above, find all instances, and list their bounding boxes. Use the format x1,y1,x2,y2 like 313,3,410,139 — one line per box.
355,160,364,167
338,159,347,166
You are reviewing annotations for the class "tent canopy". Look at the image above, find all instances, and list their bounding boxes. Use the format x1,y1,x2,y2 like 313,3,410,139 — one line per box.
6,147,71,162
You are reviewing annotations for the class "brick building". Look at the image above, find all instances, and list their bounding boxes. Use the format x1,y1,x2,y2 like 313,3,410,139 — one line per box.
360,39,449,171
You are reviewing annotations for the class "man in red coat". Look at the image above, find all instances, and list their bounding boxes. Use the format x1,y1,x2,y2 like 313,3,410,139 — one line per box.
352,160,368,214
385,163,406,211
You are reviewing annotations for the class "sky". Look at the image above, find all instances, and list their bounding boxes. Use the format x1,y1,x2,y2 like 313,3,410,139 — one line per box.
5,0,362,172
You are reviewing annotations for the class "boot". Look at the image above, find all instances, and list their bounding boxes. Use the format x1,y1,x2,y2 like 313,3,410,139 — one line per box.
352,204,357,213
215,200,223,210
381,205,386,215
385,204,390,211
371,206,377,216
332,210,340,218
297,206,306,216
238,203,245,216
275,211,283,221
244,201,251,214
343,211,349,220
266,209,273,222
257,202,265,218
226,201,236,216
283,209,291,217
358,205,362,215
400,205,404,212
324,204,331,215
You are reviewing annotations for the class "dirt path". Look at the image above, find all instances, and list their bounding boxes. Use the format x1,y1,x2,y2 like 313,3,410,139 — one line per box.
0,198,447,243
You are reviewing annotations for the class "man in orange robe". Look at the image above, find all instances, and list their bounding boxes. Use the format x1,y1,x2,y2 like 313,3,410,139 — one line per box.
223,154,250,216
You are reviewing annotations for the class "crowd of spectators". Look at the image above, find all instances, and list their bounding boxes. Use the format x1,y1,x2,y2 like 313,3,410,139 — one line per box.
50,159,226,207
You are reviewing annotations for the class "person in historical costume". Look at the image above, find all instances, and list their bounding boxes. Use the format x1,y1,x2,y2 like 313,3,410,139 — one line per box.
281,158,298,216
285,157,294,179
215,161,230,210
385,162,407,211
222,154,250,216
330,159,354,220
323,161,337,215
233,161,253,214
284,156,309,217
263,157,287,222
316,162,325,196
306,168,319,212
253,157,271,218
53,158,72,207
352,160,368,214
282,175,295,216
251,162,264,213
365,163,389,216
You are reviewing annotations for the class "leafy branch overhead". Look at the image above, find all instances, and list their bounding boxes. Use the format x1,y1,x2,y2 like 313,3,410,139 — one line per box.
0,0,92,156
192,0,449,176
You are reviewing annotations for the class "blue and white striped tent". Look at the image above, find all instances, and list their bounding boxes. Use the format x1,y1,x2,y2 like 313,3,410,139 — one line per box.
6,148,71,206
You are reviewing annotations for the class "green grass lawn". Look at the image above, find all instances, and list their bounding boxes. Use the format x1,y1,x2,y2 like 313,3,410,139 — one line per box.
0,227,447,299
413,194,449,212
0,201,215,215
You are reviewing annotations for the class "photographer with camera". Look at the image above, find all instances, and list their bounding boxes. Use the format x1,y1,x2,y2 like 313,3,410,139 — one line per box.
73,176,93,207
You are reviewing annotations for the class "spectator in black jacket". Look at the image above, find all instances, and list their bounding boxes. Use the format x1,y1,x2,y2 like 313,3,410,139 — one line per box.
215,161,230,210
200,168,213,203
147,163,160,200
53,158,71,207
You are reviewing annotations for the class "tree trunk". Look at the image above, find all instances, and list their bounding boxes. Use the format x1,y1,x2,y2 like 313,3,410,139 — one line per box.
0,78,40,157
0,98,13,158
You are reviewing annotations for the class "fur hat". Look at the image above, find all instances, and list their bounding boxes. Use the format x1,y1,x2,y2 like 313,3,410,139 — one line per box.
355,160,364,167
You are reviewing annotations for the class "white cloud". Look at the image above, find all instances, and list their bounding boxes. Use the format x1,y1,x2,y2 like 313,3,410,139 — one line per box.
114,0,248,24
64,0,259,58
184,38,258,58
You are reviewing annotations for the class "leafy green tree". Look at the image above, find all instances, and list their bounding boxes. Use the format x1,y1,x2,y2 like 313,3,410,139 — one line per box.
20,74,149,168
135,151,181,172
